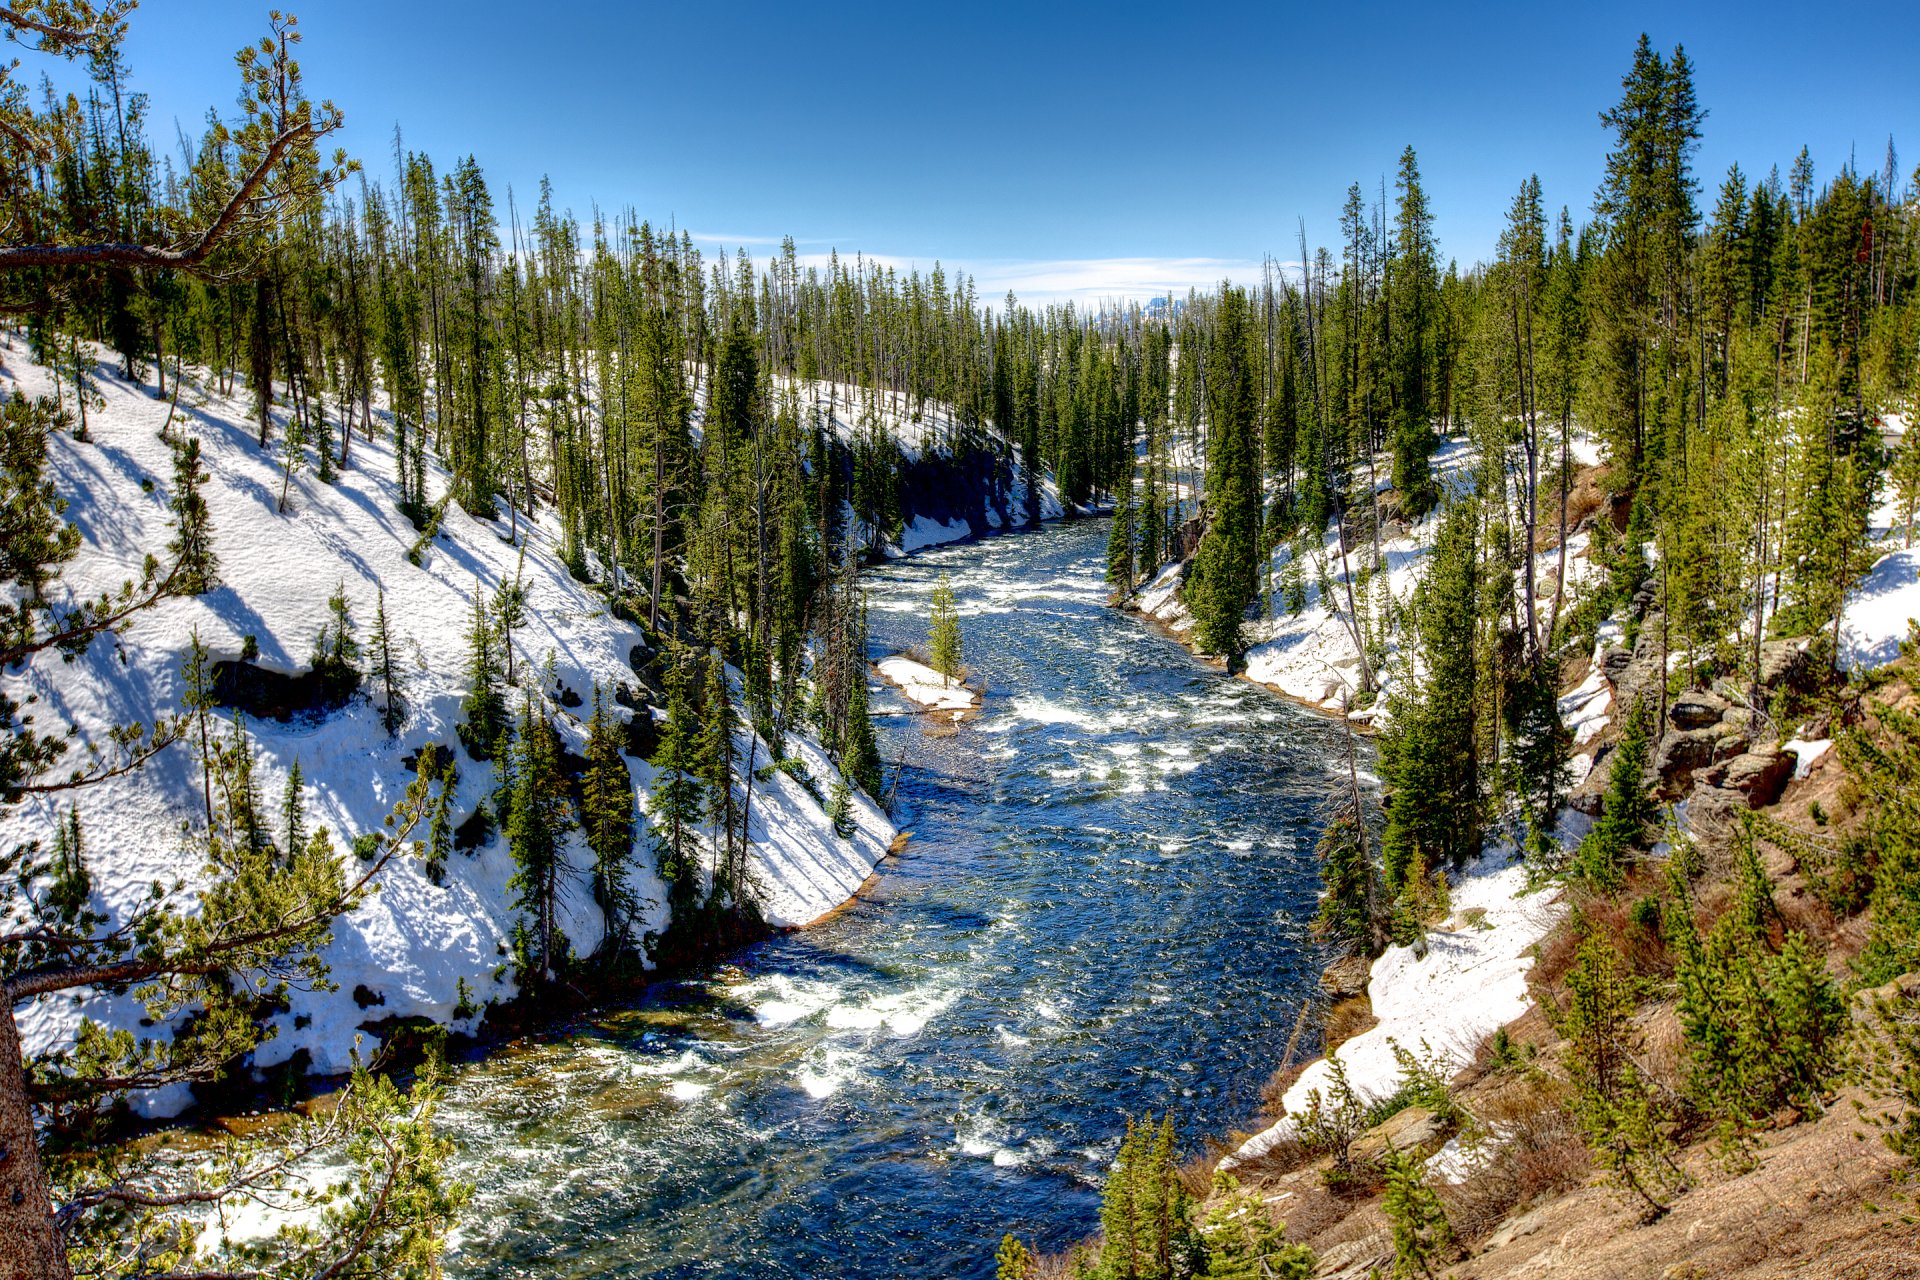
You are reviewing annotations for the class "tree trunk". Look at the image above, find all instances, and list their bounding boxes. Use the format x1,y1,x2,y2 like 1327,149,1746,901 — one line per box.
0,996,71,1280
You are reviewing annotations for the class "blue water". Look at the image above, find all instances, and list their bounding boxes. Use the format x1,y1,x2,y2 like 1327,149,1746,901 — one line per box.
439,517,1356,1278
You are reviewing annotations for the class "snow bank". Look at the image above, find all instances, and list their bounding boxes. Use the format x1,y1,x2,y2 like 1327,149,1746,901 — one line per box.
1219,848,1566,1174
1135,437,1604,725
1840,545,1920,671
875,655,977,714
2,338,894,1109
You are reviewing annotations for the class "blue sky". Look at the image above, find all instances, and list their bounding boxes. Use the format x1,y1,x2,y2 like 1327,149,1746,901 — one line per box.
89,0,1919,304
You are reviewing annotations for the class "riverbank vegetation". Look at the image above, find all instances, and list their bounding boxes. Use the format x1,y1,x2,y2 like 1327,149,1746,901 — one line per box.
1027,31,1920,1280
4,0,1919,1274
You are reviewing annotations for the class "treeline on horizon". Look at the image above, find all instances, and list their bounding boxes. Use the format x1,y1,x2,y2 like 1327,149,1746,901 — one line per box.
3,15,1916,877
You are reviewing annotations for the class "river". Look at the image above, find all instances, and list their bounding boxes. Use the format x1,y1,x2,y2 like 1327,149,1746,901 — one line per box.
437,516,1361,1278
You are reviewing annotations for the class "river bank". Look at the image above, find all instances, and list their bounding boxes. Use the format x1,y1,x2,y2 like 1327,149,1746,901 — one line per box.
430,517,1355,1278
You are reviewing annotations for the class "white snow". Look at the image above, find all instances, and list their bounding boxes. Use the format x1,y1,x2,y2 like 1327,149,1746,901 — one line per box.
1218,848,1566,1173
2,337,894,1109
875,655,977,714
1783,737,1833,779
1839,545,1920,671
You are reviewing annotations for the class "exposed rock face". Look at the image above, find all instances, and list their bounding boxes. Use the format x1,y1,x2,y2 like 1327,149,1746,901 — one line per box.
1669,690,1730,731
1651,722,1747,798
1320,952,1373,1002
1600,647,1633,682
1710,748,1795,806
1350,1104,1449,1166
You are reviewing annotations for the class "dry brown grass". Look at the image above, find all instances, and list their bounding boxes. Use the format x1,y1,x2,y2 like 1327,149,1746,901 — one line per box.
1443,1072,1593,1246
1324,995,1377,1053
1259,1060,1311,1120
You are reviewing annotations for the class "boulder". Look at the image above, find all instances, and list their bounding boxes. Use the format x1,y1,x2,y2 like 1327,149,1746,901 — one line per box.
1652,723,1745,798
1669,690,1730,731
1601,647,1634,682
1760,638,1811,688
1716,748,1795,807
1351,1104,1449,1167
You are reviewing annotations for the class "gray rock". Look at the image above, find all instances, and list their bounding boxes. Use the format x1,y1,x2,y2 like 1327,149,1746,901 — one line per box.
1351,1104,1449,1166
1601,648,1633,682
1669,690,1730,731
1485,1206,1550,1251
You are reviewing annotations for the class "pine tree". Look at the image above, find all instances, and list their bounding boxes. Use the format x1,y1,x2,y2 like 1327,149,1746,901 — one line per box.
1313,809,1380,953
842,660,883,799
928,572,963,685
826,779,856,840
281,758,307,863
222,713,270,859
0,393,80,606
311,578,361,701
1197,1172,1316,1279
459,581,508,760
1107,476,1137,593
1185,287,1262,667
995,1233,1036,1280
370,584,406,735
182,626,217,828
166,434,218,593
581,684,637,954
1380,1145,1453,1278
1568,697,1654,891
649,647,705,917
45,804,90,923
503,690,571,984
1093,1114,1202,1280
697,651,743,905
1380,501,1480,890
1666,832,1844,1145
1552,936,1686,1219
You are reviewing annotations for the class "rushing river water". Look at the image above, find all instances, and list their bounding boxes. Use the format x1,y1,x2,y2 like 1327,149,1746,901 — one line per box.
438,517,1363,1279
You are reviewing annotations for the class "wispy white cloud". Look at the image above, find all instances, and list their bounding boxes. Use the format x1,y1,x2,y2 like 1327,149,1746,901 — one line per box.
686,231,789,247
965,257,1280,308
776,252,1289,308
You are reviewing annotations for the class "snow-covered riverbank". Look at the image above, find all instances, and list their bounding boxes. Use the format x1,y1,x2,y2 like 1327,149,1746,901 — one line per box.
1,340,898,1113
874,655,979,715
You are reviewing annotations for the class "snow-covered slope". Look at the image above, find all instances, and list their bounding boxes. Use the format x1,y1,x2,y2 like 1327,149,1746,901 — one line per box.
1133,434,1605,724
1,337,894,1110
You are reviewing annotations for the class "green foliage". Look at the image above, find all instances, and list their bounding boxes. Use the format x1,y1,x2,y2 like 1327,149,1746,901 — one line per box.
1380,502,1480,890
370,584,407,735
1837,701,1920,984
826,779,857,840
458,582,508,761
1296,1056,1370,1177
582,684,638,955
1197,1171,1316,1279
1081,1114,1203,1280
928,572,963,684
648,646,705,919
501,691,573,984
1850,979,1920,1211
1568,697,1654,892
1313,808,1381,953
1388,1038,1464,1129
1380,1144,1453,1278
1107,477,1137,592
996,1233,1036,1280
310,578,361,701
1184,288,1262,667
1388,849,1453,946
167,434,218,594
1667,831,1845,1146
1549,936,1686,1218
